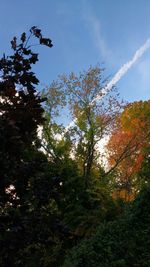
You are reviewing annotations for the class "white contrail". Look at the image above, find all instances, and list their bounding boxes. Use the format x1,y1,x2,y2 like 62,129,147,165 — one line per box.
64,38,150,132
93,38,150,102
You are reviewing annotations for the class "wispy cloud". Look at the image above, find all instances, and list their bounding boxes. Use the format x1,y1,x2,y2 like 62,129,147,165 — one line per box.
85,14,111,59
82,2,111,60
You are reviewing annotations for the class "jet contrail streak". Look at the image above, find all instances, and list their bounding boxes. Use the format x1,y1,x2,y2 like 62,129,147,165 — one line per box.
93,38,150,102
65,38,150,132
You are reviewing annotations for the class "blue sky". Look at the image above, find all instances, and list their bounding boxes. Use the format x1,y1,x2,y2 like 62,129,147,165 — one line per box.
0,0,150,102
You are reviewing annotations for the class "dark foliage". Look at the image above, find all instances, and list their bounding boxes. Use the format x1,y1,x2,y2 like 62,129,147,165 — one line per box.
63,185,150,267
0,28,66,267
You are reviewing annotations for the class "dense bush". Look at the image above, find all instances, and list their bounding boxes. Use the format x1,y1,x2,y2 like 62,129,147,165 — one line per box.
63,186,150,267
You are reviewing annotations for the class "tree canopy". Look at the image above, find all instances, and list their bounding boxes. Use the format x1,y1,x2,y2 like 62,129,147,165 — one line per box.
107,100,150,199
0,28,149,267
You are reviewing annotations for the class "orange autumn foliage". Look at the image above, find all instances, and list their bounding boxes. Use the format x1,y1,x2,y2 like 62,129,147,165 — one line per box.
107,100,150,198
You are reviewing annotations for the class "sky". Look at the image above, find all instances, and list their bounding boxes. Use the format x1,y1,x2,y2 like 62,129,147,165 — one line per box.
0,0,150,104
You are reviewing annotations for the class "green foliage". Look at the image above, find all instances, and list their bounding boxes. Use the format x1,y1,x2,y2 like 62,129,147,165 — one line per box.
63,186,150,267
40,109,120,240
136,156,150,189
61,181,119,238
43,66,123,185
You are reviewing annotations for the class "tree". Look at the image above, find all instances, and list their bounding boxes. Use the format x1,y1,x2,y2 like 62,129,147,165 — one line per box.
43,66,123,187
107,100,150,199
39,66,122,240
0,27,68,267
40,82,73,168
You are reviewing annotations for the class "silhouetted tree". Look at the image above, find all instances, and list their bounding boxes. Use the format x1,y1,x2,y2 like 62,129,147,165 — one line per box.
0,27,67,267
